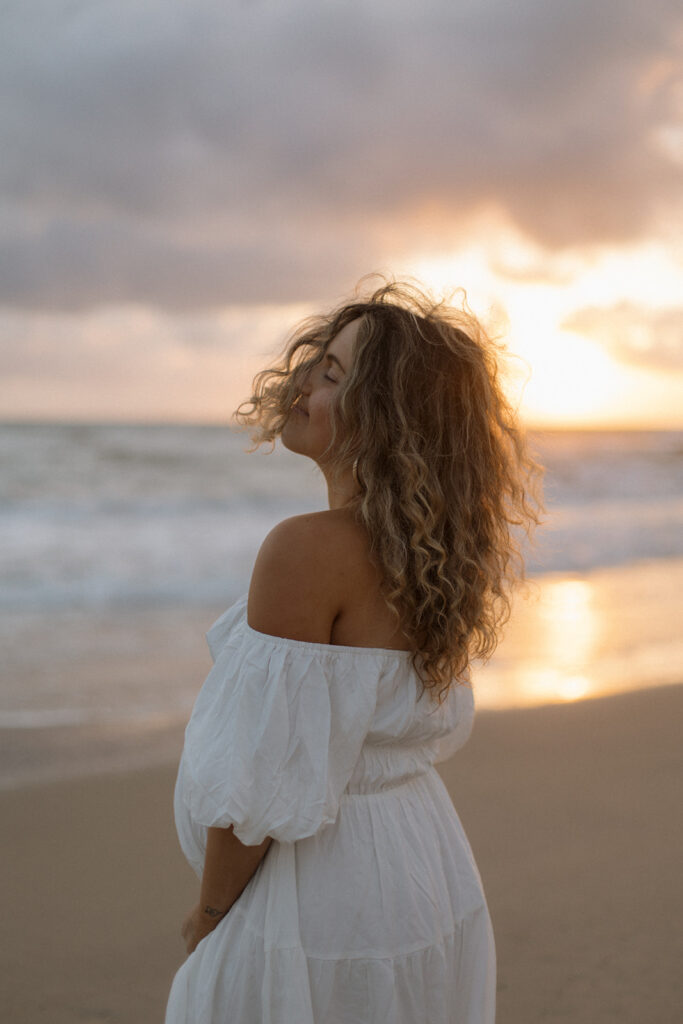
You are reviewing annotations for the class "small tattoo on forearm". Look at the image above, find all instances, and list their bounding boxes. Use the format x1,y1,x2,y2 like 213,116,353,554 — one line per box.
203,904,227,918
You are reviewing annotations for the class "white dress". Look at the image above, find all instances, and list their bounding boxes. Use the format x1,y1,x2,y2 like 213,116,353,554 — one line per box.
165,594,496,1024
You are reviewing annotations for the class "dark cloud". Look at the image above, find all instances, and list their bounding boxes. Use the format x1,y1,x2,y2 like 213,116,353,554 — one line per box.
562,301,683,370
0,213,364,308
1,0,681,309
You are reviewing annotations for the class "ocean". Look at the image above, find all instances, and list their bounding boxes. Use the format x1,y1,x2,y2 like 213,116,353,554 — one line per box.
1,423,682,786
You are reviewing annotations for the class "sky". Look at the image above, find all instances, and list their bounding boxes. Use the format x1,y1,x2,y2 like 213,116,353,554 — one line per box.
1,0,682,428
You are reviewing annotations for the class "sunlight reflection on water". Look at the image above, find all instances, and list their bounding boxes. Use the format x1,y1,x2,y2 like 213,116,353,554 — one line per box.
473,559,683,709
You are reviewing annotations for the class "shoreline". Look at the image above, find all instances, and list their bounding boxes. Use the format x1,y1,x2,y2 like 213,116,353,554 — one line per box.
2,674,682,793
4,557,682,791
1,683,682,1023
2,675,682,793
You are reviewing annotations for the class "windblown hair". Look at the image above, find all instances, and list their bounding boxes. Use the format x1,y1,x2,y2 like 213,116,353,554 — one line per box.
235,278,544,701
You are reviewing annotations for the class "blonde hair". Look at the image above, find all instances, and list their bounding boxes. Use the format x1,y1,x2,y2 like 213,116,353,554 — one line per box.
235,279,544,701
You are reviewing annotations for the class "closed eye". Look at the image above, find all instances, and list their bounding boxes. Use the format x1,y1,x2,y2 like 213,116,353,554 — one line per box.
324,351,345,382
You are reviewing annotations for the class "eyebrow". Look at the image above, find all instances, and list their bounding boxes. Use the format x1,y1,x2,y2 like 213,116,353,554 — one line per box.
326,353,346,374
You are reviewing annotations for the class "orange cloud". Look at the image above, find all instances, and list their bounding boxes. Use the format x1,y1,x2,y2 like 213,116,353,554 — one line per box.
562,302,683,370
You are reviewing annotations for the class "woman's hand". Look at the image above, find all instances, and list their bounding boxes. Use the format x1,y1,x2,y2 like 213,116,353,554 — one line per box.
181,902,228,956
181,826,272,955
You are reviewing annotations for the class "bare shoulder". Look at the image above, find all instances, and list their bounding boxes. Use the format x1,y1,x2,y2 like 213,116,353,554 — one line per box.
247,510,371,644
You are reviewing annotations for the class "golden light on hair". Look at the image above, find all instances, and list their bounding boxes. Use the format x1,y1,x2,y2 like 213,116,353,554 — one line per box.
235,278,545,699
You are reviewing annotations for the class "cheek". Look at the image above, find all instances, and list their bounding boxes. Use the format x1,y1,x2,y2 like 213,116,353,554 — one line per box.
309,393,335,429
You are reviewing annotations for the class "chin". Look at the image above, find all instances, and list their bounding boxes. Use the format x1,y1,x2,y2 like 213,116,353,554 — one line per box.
280,419,305,456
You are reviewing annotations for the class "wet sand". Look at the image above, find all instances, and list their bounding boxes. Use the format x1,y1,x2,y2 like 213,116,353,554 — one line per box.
1,683,681,1023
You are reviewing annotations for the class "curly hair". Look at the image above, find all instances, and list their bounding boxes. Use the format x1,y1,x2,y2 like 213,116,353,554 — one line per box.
235,278,544,701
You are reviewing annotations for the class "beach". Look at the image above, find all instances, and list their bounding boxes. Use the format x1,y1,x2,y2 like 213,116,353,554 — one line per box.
2,683,681,1024
2,423,682,1020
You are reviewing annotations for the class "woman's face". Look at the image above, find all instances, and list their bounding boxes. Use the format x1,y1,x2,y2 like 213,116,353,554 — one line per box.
281,317,361,465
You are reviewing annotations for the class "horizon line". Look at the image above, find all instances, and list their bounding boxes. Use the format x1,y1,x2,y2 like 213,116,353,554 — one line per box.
1,416,681,433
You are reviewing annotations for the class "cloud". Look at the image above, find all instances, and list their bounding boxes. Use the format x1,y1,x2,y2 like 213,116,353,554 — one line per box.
1,0,682,309
0,302,311,421
0,302,310,377
0,213,365,309
562,301,683,370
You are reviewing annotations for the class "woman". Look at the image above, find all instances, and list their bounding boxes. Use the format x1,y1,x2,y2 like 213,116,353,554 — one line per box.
165,279,543,1023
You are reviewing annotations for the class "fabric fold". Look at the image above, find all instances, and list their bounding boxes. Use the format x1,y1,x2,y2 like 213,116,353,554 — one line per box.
178,612,380,845
166,594,495,1024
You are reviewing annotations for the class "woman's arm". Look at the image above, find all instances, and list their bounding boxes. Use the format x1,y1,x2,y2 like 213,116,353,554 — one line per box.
181,516,341,955
182,826,272,954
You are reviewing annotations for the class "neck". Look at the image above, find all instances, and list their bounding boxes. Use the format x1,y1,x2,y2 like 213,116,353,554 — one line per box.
321,465,360,510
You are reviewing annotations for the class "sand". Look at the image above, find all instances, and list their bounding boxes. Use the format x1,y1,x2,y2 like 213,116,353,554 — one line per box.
2,684,681,1024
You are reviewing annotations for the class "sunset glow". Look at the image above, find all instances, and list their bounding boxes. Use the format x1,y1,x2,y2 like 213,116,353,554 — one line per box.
402,227,683,429
2,3,682,429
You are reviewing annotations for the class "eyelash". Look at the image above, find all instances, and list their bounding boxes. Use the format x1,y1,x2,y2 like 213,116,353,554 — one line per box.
323,373,338,383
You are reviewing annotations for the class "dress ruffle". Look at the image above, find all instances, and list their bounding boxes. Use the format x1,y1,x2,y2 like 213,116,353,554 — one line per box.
179,599,384,845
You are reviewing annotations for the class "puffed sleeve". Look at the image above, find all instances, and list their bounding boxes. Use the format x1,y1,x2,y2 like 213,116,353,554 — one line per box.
175,612,380,846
